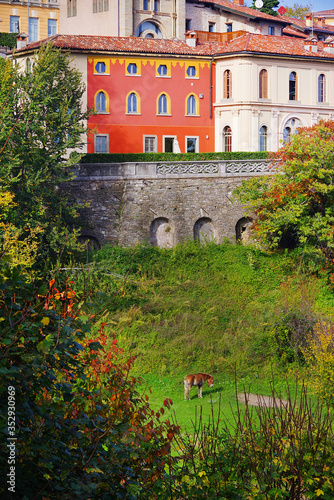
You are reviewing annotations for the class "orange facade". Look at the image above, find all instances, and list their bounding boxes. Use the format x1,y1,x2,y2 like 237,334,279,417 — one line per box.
87,54,215,154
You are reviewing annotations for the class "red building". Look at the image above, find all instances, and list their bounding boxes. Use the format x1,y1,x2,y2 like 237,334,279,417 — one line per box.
86,36,216,154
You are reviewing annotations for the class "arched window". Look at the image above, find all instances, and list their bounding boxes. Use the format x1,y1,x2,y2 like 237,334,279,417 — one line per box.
127,92,139,113
289,72,297,101
259,69,268,99
283,127,291,143
318,74,326,102
157,93,169,114
223,126,232,152
283,117,302,143
95,91,107,113
224,70,232,99
186,94,198,115
136,21,162,38
259,125,268,151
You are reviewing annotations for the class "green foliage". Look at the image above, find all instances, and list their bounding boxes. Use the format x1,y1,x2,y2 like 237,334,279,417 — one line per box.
77,242,333,377
251,0,279,16
171,384,334,499
80,151,269,164
233,120,334,269
0,32,16,49
0,45,91,268
0,264,177,498
284,3,311,19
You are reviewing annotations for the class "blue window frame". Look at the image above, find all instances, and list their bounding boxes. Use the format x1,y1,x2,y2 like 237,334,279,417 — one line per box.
48,19,57,37
29,18,39,42
96,92,107,113
143,0,149,9
186,66,196,77
158,64,168,76
95,61,106,73
127,63,138,75
186,95,197,115
128,93,138,113
158,94,168,114
10,16,20,33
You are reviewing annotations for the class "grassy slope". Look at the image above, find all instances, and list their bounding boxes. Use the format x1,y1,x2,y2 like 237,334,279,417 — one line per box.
86,242,334,429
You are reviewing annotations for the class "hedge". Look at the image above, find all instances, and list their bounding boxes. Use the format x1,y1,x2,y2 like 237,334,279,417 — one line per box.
0,32,17,49
80,151,269,164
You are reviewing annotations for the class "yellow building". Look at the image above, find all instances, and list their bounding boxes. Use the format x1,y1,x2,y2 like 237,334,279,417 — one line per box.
0,0,59,42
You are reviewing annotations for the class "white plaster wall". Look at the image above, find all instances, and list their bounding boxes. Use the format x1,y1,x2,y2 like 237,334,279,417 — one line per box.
59,0,119,36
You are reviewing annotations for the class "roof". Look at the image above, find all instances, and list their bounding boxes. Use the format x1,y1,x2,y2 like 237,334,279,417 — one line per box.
13,34,222,56
190,0,289,24
12,33,334,61
278,15,334,35
314,9,334,17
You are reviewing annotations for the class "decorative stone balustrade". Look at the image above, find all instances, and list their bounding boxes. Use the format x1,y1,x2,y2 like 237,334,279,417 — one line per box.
73,159,274,181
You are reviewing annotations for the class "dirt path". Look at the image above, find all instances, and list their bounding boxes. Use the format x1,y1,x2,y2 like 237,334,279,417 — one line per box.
237,393,288,408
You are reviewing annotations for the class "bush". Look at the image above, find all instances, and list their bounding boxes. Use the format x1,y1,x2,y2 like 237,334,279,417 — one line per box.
80,151,269,164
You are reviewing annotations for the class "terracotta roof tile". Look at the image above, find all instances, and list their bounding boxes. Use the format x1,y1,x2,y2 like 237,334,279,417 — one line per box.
13,33,334,61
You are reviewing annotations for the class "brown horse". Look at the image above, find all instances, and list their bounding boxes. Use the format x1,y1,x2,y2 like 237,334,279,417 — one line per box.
184,373,214,400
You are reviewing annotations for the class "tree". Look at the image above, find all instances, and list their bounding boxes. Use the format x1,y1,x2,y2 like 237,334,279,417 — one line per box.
251,0,279,16
0,44,91,268
284,3,311,19
233,120,334,264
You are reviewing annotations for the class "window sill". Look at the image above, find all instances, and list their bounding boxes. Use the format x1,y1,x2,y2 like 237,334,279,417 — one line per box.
185,77,199,80
126,112,141,115
126,74,141,77
288,100,300,104
157,113,172,116
185,114,200,117
156,75,171,78
317,102,329,106
94,73,110,76
95,112,110,115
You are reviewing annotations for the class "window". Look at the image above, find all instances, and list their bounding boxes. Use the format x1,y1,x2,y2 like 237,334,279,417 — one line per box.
283,126,291,143
157,64,168,76
186,66,197,78
224,70,232,99
95,91,107,113
268,26,275,35
158,93,169,114
143,0,149,9
26,58,31,73
259,69,268,99
283,117,301,143
127,92,140,114
259,126,268,151
186,19,191,31
29,18,39,42
93,0,109,12
10,16,20,33
289,72,297,101
95,135,108,153
127,63,138,75
95,61,106,74
318,74,326,102
136,21,162,38
186,94,198,115
164,137,175,152
154,0,160,11
226,23,232,32
144,136,157,152
186,137,198,153
209,22,216,32
48,19,57,37
67,0,77,17
223,126,232,152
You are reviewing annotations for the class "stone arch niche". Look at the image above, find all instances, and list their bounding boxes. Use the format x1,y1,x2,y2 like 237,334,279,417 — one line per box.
150,217,174,248
236,217,253,243
77,235,101,251
194,217,216,244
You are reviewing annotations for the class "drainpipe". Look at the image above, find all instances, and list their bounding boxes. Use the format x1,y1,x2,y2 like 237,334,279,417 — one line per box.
210,57,214,119
27,0,30,43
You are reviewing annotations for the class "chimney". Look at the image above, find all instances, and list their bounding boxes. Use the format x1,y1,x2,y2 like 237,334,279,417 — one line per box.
233,0,244,5
16,32,28,50
317,17,326,27
304,36,318,52
186,31,197,47
305,14,313,27
324,36,334,54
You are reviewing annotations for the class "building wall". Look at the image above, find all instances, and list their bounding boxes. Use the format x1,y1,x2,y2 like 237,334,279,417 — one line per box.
215,54,334,152
87,54,215,153
59,0,118,36
0,0,59,40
